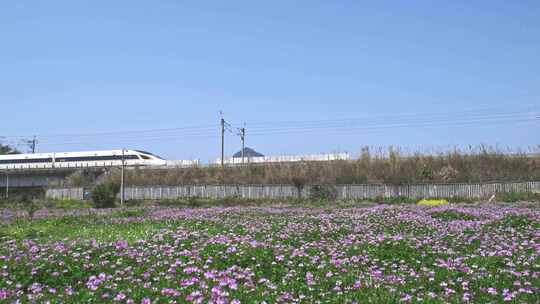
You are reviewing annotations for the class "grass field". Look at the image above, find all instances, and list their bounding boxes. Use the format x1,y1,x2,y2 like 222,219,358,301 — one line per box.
1,205,539,303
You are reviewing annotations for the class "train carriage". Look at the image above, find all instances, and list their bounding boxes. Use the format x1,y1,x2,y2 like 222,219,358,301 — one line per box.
0,150,167,170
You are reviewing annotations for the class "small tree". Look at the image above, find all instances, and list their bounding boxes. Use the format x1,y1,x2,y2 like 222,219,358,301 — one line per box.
25,200,40,220
0,143,20,155
287,163,309,199
309,185,338,201
91,183,120,208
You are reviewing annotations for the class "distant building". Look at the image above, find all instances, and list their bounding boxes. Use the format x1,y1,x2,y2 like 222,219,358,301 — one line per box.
232,147,264,158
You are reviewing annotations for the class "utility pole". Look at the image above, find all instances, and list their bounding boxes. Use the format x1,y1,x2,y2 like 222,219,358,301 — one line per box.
21,136,37,154
238,126,246,164
221,114,225,168
120,148,125,206
31,136,36,154
4,172,8,199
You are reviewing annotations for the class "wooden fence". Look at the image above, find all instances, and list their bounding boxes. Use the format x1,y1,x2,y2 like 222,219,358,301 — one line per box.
46,181,540,201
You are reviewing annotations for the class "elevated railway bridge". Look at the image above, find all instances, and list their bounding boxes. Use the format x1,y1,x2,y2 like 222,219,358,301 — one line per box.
0,167,105,188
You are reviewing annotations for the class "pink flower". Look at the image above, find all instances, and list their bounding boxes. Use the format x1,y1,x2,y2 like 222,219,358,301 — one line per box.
115,240,129,250
114,292,126,301
141,298,151,304
400,294,412,302
306,272,314,286
0,289,10,299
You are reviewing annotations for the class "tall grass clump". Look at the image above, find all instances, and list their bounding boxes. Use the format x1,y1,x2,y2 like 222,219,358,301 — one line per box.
101,145,539,186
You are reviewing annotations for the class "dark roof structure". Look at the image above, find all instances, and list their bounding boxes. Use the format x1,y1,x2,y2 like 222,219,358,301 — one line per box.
232,147,264,158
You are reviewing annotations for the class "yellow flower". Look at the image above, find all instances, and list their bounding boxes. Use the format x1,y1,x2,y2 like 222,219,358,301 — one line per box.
417,199,449,206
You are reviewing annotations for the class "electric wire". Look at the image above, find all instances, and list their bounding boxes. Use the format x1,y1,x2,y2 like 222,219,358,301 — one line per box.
1,107,538,151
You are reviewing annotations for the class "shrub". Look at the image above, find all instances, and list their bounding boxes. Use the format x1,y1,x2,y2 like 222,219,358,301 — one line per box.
111,209,146,218
495,192,540,203
188,197,203,207
24,199,41,220
309,185,337,201
49,199,90,209
124,199,145,207
91,183,120,208
446,196,475,204
369,196,416,204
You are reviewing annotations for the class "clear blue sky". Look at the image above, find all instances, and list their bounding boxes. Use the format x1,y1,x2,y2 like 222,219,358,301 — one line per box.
1,1,539,161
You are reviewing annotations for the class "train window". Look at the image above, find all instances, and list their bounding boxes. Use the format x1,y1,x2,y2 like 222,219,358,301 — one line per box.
141,155,152,160
135,150,164,160
0,158,52,164
54,155,140,162
0,154,142,164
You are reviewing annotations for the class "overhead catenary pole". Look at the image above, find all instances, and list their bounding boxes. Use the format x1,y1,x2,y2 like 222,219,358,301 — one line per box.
120,148,125,206
221,115,225,167
31,136,37,154
5,172,8,199
239,126,245,164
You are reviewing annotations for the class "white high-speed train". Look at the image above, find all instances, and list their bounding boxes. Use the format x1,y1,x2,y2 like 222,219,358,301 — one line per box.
0,150,167,171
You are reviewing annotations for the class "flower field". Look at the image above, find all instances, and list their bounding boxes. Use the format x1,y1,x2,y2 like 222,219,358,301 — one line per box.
1,205,539,303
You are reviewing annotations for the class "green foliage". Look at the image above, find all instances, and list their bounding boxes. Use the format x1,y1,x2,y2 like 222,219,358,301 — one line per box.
156,196,269,208
0,187,46,200
49,199,90,209
0,198,19,209
495,191,540,203
15,195,40,220
25,200,40,220
1,213,169,242
187,196,203,207
124,199,145,207
111,209,146,218
2,206,539,303
430,210,478,221
487,214,539,230
91,182,120,208
368,196,417,204
446,196,475,204
0,198,89,214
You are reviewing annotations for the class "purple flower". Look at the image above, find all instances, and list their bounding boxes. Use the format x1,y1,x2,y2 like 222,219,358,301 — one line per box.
115,240,129,250
141,298,151,304
114,292,126,301
0,289,9,299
